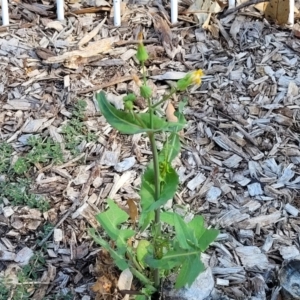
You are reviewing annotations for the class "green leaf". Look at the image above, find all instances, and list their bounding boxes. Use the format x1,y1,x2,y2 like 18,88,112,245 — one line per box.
136,296,148,300
175,254,205,289
198,228,219,251
137,240,153,268
89,229,129,270
161,212,176,226
95,199,135,250
139,163,155,231
97,91,168,134
185,216,206,247
145,248,201,270
178,98,188,113
174,214,193,250
139,163,178,230
147,166,178,212
13,158,29,174
172,99,187,132
159,133,181,163
187,216,205,238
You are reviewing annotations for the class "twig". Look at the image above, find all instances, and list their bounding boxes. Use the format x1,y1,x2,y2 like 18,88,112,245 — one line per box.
37,209,72,247
79,75,137,94
220,0,269,18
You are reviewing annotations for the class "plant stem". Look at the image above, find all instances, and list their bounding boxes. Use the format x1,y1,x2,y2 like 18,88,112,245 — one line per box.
152,87,177,109
148,132,161,288
141,62,153,128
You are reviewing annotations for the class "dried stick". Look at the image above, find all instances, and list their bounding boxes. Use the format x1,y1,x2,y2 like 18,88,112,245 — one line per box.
221,0,270,18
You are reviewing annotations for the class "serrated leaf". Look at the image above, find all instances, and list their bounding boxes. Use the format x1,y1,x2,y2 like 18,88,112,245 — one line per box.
187,216,205,238
186,216,206,248
145,248,201,270
137,240,153,268
174,214,193,250
89,229,129,270
175,254,205,289
95,199,135,249
198,228,219,251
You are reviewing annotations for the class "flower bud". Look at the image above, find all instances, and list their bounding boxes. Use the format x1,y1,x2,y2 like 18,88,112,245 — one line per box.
136,43,149,63
123,93,136,102
140,85,152,98
124,100,134,111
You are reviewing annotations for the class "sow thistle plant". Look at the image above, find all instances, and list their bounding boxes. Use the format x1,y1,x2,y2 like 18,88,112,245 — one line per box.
90,35,218,299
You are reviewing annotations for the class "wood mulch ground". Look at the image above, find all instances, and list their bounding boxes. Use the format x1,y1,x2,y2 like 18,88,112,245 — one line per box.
0,0,300,299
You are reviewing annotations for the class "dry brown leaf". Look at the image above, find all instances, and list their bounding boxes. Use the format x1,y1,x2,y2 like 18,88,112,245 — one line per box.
166,102,178,123
91,275,112,293
78,18,107,47
153,15,181,59
35,47,56,60
45,37,118,65
127,199,138,223
293,23,300,38
264,0,290,25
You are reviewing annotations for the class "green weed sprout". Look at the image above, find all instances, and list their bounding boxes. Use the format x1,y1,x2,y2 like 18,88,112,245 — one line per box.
90,33,219,299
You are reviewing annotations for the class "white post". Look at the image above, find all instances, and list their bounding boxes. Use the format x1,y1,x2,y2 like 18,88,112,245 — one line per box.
114,0,121,27
171,0,178,24
57,0,64,21
228,0,235,9
288,0,294,26
1,0,9,26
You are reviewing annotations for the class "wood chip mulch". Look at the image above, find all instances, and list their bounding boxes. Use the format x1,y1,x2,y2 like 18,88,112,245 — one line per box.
0,0,300,299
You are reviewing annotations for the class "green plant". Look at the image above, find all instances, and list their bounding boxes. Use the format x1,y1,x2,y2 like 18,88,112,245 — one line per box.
45,292,73,300
35,222,55,251
0,179,50,212
0,277,10,300
13,136,64,175
90,36,219,299
61,99,97,155
0,251,48,300
0,140,61,212
0,142,13,173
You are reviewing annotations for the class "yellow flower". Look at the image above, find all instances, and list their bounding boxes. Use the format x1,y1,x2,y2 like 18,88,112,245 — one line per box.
176,69,204,91
190,69,204,85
